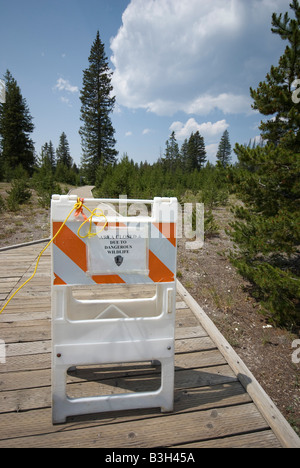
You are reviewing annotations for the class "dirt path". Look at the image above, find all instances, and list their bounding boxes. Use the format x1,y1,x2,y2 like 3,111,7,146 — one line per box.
68,186,95,198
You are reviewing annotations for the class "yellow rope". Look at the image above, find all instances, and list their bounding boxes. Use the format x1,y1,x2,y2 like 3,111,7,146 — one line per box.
76,205,108,239
0,197,107,315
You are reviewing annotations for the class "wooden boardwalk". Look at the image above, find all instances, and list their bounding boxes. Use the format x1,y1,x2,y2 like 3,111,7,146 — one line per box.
0,242,299,449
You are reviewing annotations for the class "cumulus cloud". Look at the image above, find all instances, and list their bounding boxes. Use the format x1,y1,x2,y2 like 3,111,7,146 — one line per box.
54,77,79,94
110,0,288,116
170,118,229,141
185,93,252,116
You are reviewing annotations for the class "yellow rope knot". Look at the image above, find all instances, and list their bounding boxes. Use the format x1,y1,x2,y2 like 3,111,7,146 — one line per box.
74,197,108,239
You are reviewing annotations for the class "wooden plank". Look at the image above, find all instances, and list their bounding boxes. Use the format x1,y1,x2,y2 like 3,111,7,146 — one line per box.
175,326,207,339
176,301,188,310
0,311,51,322
0,386,51,413
0,303,51,313
175,336,216,353
177,280,300,449
174,430,282,448
0,353,50,373
0,282,20,293
0,382,251,441
0,368,51,391
5,340,51,357
0,296,51,307
0,323,50,343
0,277,21,282
0,403,270,448
176,309,199,328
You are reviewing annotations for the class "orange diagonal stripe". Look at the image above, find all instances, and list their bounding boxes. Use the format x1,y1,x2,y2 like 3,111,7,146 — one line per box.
153,222,176,247
53,222,87,272
148,250,174,283
92,275,126,284
53,273,67,285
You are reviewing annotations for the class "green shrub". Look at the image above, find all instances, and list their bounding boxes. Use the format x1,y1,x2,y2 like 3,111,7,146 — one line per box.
6,178,31,211
32,169,62,208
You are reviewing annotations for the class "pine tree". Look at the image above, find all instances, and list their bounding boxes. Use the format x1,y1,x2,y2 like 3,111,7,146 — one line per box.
229,1,300,328
186,131,206,171
39,141,56,173
163,131,180,172
79,31,117,184
0,70,35,179
216,130,232,167
230,144,300,327
56,132,72,169
250,0,300,151
180,138,189,170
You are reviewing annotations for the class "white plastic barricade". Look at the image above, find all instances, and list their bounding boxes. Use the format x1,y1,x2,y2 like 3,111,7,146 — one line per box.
51,195,178,423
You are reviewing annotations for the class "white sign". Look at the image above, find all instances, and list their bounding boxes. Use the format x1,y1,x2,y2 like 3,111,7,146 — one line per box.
87,225,149,275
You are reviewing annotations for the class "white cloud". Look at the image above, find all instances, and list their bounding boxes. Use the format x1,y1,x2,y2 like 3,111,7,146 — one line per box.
206,143,219,164
110,0,288,116
170,118,229,141
60,96,70,105
125,131,133,137
142,128,151,135
54,77,79,94
185,94,252,116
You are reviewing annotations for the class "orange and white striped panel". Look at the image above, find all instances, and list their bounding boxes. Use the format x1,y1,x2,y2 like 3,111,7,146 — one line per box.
51,199,177,286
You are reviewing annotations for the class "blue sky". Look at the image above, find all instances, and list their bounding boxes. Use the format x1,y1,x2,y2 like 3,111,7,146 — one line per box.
0,0,290,167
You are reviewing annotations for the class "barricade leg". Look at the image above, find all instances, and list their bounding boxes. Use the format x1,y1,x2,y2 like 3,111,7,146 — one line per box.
51,283,176,424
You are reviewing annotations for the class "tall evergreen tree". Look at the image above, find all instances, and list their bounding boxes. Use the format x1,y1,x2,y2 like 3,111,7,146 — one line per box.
39,141,56,173
216,130,232,167
186,131,206,171
163,131,180,172
79,31,117,183
56,132,72,169
0,70,35,179
229,1,300,328
180,138,189,170
250,0,300,150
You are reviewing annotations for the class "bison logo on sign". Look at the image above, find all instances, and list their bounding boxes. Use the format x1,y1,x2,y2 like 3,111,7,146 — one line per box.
115,255,124,267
